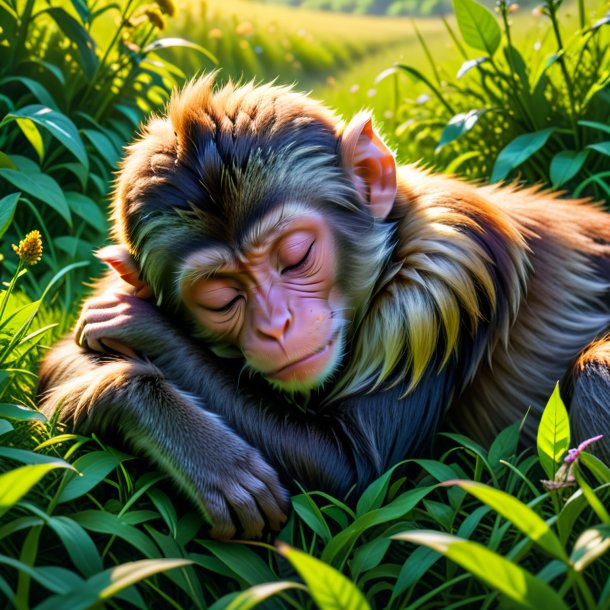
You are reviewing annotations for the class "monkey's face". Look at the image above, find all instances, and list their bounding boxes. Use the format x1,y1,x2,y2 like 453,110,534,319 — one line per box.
182,207,349,393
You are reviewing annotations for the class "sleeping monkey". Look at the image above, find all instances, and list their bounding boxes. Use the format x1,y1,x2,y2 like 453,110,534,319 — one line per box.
38,75,610,538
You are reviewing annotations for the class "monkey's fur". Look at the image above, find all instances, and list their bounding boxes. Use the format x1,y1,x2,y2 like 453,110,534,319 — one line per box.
38,76,610,538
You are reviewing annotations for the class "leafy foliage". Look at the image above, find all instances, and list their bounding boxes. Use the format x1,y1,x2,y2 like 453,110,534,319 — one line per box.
381,0,610,199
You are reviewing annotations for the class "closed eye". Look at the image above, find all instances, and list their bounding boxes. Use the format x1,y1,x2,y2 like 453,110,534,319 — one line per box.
202,295,242,313
282,241,314,274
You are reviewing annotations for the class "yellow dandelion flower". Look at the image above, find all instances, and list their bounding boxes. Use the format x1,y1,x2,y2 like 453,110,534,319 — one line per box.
208,28,223,39
236,21,254,36
12,230,43,266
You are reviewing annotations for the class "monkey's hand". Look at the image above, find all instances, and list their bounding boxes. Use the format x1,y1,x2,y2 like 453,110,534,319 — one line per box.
75,292,173,358
181,415,290,539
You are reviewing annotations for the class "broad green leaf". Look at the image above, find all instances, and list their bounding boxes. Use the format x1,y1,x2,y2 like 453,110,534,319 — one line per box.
488,421,520,470
0,554,78,594
0,403,46,422
579,452,610,485
73,510,160,559
47,516,103,576
292,494,332,542
15,118,44,162
588,141,610,156
447,480,568,562
392,545,440,598
356,461,404,516
64,192,106,233
0,463,72,517
45,8,98,80
58,451,122,503
579,120,610,136
33,559,192,610
570,525,610,571
537,384,570,480
0,420,12,435
453,0,501,55
550,150,589,186
350,537,391,580
0,77,57,109
0,167,71,225
394,531,569,610
82,129,120,166
0,193,20,238
0,447,67,465
278,544,371,610
200,540,276,585
226,582,307,610
54,235,95,259
436,109,490,151
1,105,88,168
491,128,555,183
0,152,16,169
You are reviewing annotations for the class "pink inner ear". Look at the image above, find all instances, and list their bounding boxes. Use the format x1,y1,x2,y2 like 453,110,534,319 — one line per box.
96,245,154,298
341,114,397,220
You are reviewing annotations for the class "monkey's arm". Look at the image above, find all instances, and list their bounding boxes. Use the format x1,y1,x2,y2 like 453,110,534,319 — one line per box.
77,292,456,496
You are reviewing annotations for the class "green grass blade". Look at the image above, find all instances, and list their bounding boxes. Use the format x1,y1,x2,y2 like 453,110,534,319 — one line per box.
225,581,307,610
394,530,569,610
446,480,568,562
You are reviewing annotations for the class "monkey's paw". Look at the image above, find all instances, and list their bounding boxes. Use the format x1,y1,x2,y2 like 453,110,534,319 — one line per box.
193,439,289,540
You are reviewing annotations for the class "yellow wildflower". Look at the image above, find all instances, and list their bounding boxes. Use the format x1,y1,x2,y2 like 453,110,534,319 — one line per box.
12,230,43,266
156,0,176,16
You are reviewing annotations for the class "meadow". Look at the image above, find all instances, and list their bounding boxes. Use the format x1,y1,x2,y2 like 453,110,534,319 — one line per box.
0,0,609,607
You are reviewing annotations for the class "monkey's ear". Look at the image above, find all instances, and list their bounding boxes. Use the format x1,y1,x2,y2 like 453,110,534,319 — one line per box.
96,245,154,298
340,113,397,219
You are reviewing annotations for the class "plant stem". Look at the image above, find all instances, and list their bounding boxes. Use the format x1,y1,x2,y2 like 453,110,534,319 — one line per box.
0,260,23,322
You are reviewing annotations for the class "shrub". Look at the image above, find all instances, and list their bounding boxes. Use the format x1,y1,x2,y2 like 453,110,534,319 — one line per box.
380,0,610,199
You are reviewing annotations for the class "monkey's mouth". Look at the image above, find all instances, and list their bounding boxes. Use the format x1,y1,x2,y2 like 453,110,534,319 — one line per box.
265,331,341,385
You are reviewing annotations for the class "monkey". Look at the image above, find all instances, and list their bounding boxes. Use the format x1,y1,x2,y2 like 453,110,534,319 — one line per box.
38,75,610,539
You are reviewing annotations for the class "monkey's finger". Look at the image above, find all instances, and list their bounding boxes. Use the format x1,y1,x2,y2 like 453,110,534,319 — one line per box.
249,460,290,515
206,491,238,540
223,481,266,539
241,475,288,532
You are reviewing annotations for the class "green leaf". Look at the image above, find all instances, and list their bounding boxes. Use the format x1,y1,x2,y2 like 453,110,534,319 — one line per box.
453,0,502,55
0,167,71,225
550,150,589,186
278,544,371,610
0,402,46,422
570,525,610,571
447,480,568,562
225,582,307,610
0,420,13,435
588,141,610,156
292,494,332,542
0,77,57,109
64,192,106,233
0,447,68,466
58,451,122,503
436,109,490,151
200,540,276,586
488,421,520,471
0,193,20,238
392,545,440,598
33,559,192,610
143,37,217,64
537,383,570,480
394,531,569,610
0,463,72,517
15,118,44,162
491,128,555,183
45,8,98,80
579,452,610,485
1,105,88,168
47,516,103,576
73,510,160,559
322,486,435,566
579,120,610,136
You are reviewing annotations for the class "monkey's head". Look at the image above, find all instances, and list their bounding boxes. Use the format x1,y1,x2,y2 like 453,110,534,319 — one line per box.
103,75,397,393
